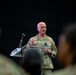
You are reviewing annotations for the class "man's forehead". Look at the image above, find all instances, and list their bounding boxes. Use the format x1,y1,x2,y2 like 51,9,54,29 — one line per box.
37,22,46,27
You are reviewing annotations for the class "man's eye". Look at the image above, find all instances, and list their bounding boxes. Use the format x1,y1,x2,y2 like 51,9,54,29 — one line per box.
41,26,46,28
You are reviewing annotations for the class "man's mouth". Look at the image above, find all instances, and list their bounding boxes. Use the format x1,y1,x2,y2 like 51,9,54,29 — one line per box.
42,30,45,32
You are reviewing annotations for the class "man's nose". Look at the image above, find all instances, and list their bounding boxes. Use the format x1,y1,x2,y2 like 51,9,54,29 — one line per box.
43,27,46,29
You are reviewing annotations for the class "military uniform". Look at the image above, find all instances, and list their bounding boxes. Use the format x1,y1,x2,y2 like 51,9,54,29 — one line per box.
0,54,26,75
26,34,57,75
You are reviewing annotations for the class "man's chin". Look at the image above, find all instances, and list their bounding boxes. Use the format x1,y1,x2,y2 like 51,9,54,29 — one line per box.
41,33,46,35
42,32,46,34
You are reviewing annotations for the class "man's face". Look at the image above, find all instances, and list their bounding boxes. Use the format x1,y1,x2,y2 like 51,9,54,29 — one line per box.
58,35,71,65
37,22,46,35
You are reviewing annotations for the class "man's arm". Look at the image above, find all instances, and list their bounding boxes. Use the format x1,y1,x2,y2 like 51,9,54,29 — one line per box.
50,39,57,58
43,37,57,58
26,37,36,47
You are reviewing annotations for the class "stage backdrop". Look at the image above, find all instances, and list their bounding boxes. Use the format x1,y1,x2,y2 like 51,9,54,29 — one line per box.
0,0,76,71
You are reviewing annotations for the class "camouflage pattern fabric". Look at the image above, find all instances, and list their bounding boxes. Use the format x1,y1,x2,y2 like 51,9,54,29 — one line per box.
26,34,57,69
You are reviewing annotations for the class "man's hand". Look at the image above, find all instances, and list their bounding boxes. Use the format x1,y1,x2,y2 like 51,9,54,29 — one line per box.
44,48,51,54
29,38,35,46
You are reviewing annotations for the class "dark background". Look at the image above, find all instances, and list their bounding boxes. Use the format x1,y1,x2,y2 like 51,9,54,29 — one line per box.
0,0,76,71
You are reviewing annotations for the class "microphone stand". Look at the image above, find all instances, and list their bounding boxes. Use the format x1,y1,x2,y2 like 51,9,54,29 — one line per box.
19,33,25,56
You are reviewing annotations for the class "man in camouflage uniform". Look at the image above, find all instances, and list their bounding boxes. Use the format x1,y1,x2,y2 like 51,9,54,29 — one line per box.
26,22,57,75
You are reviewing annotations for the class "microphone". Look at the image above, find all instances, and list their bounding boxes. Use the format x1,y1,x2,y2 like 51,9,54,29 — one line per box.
19,33,25,48
10,33,26,57
22,33,26,37
19,33,26,56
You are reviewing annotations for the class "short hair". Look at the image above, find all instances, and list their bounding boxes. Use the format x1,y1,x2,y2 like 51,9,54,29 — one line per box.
62,24,76,64
21,48,42,75
37,22,46,28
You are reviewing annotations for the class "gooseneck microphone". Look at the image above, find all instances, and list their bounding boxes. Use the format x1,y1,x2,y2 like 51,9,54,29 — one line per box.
10,33,25,57
19,33,26,55
19,33,26,48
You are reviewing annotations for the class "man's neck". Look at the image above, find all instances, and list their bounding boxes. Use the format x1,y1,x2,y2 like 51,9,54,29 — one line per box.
38,34,46,38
